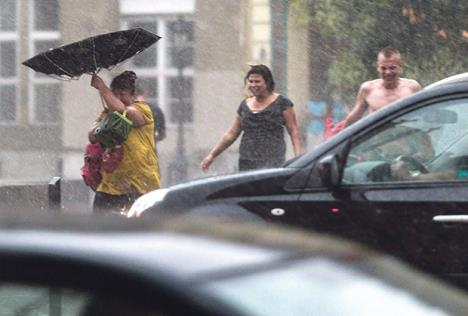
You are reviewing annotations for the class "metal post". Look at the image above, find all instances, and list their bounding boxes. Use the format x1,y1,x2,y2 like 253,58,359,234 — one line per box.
48,176,61,212
270,0,288,94
173,65,188,182
169,17,190,184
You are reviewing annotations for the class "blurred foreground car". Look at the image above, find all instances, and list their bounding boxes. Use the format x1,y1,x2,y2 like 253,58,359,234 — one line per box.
0,214,467,316
130,73,468,289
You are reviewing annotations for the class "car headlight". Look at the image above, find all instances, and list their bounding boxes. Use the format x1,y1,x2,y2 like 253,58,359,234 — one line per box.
126,188,169,218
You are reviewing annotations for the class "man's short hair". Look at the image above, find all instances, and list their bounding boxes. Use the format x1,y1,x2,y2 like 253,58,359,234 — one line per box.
379,46,400,58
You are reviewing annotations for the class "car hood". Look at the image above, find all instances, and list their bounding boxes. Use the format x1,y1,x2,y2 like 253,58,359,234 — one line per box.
160,167,297,207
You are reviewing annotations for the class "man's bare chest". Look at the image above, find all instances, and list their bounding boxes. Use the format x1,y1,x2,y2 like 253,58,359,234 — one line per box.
366,87,413,112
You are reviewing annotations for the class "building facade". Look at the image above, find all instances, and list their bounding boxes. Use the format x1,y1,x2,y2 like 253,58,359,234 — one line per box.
0,0,311,201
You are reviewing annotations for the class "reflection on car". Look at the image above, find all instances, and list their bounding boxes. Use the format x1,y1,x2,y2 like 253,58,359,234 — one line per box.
129,72,468,290
343,106,460,183
1,214,468,316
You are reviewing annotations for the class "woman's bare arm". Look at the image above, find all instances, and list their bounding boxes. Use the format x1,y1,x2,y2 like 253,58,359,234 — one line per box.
200,115,242,171
283,106,302,156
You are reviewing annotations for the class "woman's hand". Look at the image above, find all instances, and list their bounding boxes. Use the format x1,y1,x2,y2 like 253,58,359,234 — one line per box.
200,154,214,172
90,74,126,114
91,74,106,91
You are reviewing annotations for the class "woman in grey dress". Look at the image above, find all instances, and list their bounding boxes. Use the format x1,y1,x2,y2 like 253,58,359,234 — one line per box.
201,64,302,172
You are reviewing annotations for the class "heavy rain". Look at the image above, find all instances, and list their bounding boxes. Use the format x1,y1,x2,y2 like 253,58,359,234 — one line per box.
3,1,468,315
0,0,466,212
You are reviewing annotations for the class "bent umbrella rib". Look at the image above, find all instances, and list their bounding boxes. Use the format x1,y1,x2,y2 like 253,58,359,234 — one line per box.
92,37,98,72
115,29,141,65
43,51,74,78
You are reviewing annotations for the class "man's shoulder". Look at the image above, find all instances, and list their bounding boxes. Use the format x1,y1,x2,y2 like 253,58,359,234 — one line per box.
362,79,382,87
400,78,422,91
400,77,420,85
400,77,417,81
360,79,381,92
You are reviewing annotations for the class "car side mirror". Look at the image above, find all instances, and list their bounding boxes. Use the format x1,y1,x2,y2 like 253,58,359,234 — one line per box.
318,154,341,189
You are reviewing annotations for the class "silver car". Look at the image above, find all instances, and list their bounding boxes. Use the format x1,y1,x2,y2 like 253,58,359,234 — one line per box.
0,213,466,316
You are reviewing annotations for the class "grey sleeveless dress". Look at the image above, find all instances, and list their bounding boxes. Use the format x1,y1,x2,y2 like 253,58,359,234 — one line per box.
236,95,293,171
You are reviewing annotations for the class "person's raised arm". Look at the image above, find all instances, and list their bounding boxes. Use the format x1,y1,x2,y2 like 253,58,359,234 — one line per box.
154,106,166,141
91,74,145,127
125,106,146,127
91,74,125,113
283,106,302,156
343,83,370,128
200,115,242,172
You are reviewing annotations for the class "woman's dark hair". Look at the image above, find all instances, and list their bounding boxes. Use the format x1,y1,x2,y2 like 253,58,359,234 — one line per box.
110,70,137,95
245,64,275,92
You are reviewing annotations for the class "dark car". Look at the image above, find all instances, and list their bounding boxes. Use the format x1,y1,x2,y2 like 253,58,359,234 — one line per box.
1,213,468,316
129,72,468,289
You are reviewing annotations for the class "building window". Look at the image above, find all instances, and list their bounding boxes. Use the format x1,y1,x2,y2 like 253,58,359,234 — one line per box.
121,16,194,124
0,0,16,31
132,21,158,68
33,0,59,31
29,0,61,125
0,0,18,124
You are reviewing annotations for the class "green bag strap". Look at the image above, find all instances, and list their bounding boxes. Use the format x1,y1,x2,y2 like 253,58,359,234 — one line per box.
113,110,133,126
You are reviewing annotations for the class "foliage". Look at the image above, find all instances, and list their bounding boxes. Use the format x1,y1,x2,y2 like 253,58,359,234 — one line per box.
291,0,468,103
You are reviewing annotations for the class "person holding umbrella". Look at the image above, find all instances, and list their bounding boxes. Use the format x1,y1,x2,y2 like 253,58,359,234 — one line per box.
89,71,161,214
200,64,302,172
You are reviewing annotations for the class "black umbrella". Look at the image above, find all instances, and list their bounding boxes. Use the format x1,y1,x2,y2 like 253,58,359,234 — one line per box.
22,28,161,80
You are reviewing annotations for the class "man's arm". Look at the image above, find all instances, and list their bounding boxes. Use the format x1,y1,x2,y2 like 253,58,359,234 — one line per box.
391,161,455,181
153,106,166,141
343,83,370,127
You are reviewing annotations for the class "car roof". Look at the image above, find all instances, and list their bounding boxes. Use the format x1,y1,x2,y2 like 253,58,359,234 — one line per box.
0,213,370,280
426,72,468,89
0,213,452,281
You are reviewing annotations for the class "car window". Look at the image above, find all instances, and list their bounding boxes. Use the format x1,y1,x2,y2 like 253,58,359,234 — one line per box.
0,282,167,316
0,283,88,315
343,98,468,184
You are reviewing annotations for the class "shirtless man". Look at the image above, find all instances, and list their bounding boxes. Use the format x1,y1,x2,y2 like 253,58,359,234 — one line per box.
343,47,422,127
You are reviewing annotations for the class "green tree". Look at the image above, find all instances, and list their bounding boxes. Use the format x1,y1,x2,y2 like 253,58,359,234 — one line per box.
292,0,468,103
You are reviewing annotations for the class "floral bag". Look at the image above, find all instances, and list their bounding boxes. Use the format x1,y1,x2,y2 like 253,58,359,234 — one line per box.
81,143,124,191
101,146,124,172
81,143,104,191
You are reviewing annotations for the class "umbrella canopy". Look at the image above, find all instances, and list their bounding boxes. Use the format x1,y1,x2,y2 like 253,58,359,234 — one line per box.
22,28,161,80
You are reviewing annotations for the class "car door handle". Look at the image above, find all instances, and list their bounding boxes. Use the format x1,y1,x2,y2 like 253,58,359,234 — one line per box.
433,215,468,223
